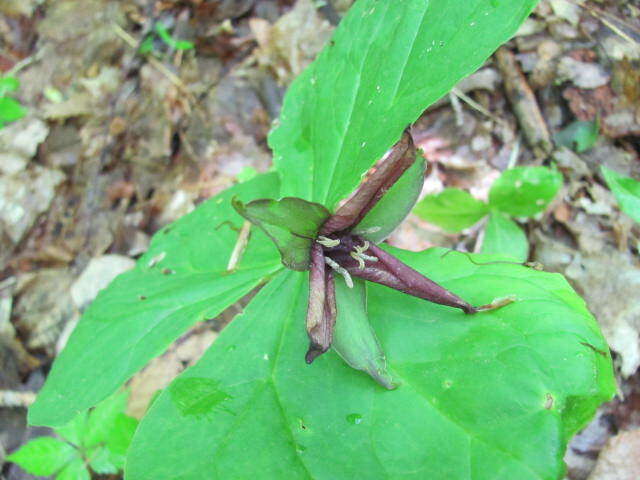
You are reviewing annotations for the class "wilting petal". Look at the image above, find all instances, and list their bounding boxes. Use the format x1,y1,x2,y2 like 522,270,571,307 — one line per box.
321,130,416,235
306,243,337,363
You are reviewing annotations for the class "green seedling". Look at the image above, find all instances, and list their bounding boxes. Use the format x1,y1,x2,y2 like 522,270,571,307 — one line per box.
8,391,137,479
0,76,27,128
414,165,563,262
139,22,194,55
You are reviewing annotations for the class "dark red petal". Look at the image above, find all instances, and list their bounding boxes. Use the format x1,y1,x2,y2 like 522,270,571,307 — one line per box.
305,244,338,363
321,129,416,235
327,237,476,314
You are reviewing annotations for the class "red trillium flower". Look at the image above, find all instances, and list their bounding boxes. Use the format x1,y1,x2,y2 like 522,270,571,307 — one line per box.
234,129,505,387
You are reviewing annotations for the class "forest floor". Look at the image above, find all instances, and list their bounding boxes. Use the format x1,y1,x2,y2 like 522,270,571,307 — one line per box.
1,1,639,479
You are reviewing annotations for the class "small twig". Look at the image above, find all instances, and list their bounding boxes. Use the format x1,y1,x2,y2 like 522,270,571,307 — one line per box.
448,91,465,127
495,47,553,158
0,390,36,408
6,50,44,77
227,221,252,271
506,135,521,170
451,87,506,126
567,0,640,46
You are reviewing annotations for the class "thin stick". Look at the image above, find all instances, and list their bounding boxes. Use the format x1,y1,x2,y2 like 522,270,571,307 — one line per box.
0,390,36,408
111,23,195,105
451,87,506,126
227,221,252,271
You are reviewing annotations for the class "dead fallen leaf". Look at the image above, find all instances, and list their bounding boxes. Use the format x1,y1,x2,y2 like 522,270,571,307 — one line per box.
13,269,76,355
70,254,136,311
249,0,333,85
558,56,611,89
127,328,217,418
588,429,640,480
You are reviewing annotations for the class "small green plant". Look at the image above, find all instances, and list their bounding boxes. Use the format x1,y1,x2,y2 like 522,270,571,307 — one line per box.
601,165,640,224
7,391,137,479
27,2,614,479
139,22,195,55
0,76,27,128
414,166,563,262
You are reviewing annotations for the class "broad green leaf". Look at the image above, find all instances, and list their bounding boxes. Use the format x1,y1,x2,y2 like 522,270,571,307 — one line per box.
482,211,529,262
7,437,77,476
84,390,129,447
271,0,538,208
0,97,26,123
233,197,330,271
127,248,614,480
413,188,489,232
56,457,91,480
29,173,283,427
332,277,395,389
489,166,563,218
601,166,640,224
0,76,20,94
554,119,599,153
57,411,88,446
353,154,425,243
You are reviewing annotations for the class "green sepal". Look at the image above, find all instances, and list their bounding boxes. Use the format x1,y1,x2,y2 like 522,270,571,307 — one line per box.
353,153,425,243
232,197,330,271
332,277,396,389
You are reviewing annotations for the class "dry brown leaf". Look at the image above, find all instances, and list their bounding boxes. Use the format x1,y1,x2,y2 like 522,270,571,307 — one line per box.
588,430,640,480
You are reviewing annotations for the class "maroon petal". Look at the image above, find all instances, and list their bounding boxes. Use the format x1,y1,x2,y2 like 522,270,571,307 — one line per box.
320,129,416,235
327,237,476,314
305,243,338,363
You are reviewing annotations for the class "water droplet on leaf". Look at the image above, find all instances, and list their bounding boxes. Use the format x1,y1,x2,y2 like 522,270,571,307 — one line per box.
346,413,363,425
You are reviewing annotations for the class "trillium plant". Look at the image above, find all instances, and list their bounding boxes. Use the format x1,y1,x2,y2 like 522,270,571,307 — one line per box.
25,1,615,479
235,131,508,377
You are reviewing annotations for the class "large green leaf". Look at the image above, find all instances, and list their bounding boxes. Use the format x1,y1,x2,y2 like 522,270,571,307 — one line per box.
601,165,640,224
489,166,563,218
271,0,538,208
233,197,330,270
414,188,489,232
29,173,283,427
126,248,614,480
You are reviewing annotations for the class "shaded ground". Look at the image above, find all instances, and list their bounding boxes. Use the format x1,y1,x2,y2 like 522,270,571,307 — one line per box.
0,0,639,479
